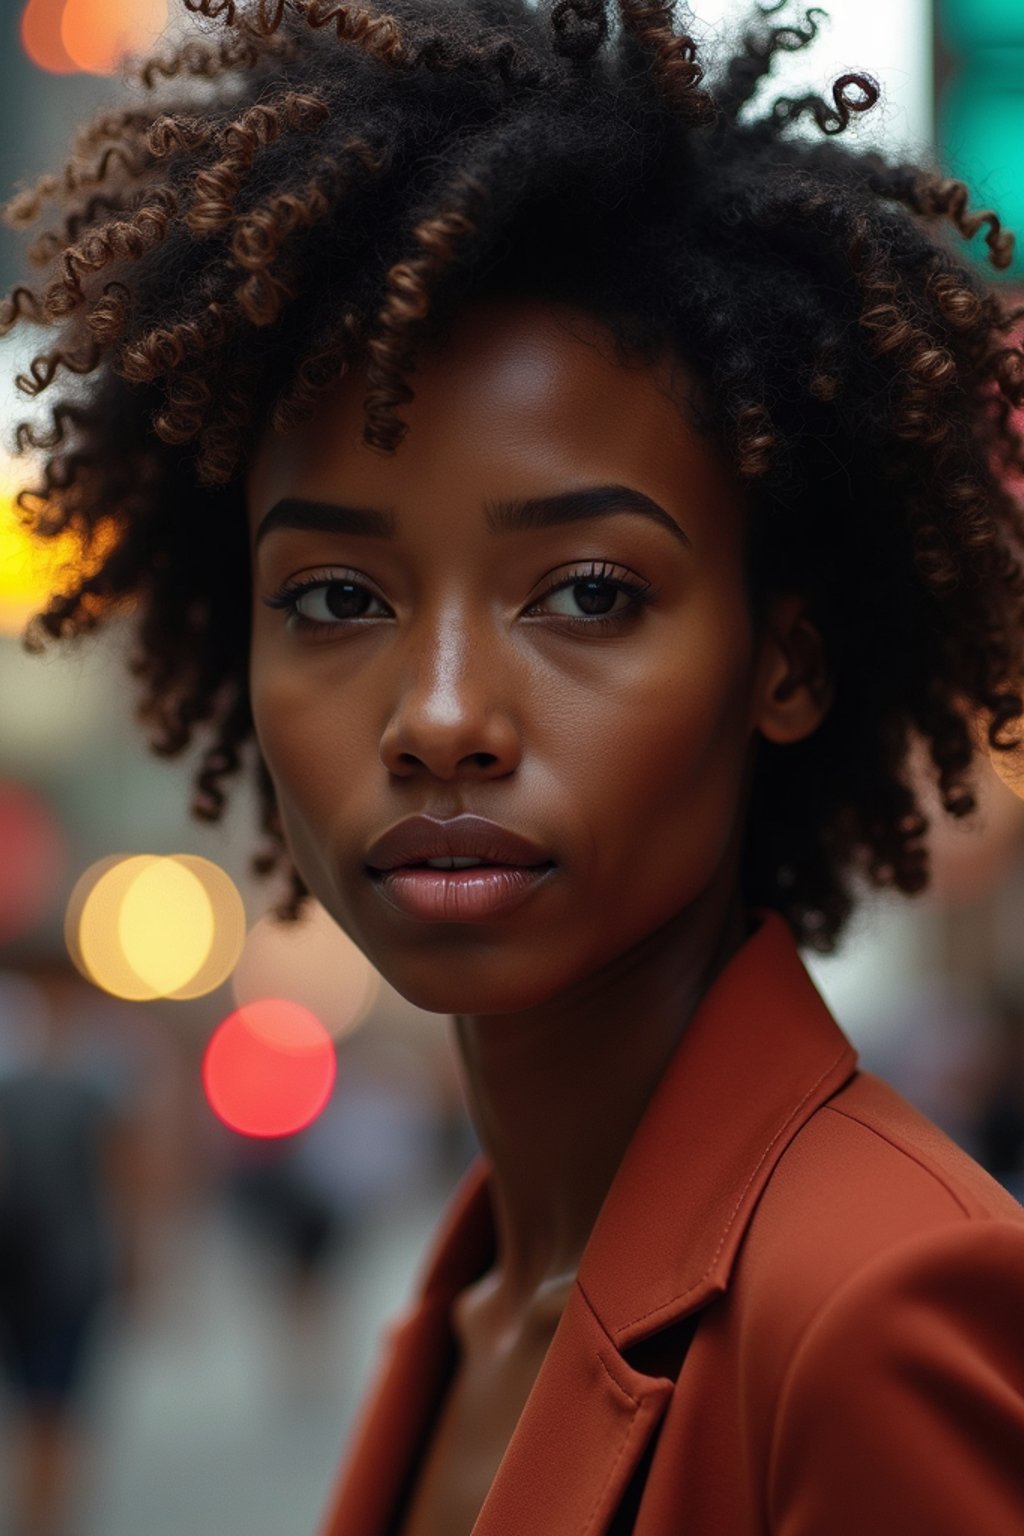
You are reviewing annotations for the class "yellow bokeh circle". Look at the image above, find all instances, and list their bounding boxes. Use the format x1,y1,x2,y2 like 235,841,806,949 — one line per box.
70,855,163,1000
162,856,247,1000
66,854,247,1001
118,857,213,996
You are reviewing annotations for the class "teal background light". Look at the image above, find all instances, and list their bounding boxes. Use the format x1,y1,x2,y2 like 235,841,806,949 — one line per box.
937,54,1024,279
939,0,1024,50
936,0,1024,280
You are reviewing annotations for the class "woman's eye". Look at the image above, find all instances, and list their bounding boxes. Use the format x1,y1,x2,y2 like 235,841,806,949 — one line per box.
263,574,390,630
541,577,633,619
528,567,653,626
291,581,384,624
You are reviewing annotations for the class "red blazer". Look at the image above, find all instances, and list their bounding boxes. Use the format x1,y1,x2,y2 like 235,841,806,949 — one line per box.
319,909,1024,1534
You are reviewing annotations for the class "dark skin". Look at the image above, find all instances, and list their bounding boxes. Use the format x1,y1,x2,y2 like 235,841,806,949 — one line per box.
247,296,831,1533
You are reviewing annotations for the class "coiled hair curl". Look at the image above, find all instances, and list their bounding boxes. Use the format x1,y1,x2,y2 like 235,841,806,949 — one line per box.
6,0,1024,951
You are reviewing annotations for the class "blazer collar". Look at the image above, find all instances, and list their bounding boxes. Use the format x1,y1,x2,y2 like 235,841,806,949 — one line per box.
418,907,857,1344
321,909,858,1536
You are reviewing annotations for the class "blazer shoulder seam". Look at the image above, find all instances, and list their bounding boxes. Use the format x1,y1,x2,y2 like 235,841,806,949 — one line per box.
819,1101,977,1219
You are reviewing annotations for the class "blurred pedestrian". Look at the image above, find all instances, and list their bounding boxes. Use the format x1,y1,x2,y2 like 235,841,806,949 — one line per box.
0,965,144,1536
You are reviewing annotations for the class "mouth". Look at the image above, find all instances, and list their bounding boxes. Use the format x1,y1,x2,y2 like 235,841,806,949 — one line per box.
366,858,556,924
363,813,556,922
364,812,553,871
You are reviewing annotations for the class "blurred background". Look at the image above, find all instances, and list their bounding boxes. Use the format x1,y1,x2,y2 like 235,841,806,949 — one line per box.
1,1,1023,1533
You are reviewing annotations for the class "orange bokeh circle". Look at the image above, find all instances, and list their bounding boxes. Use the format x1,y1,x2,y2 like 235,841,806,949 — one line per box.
60,0,169,74
21,0,78,75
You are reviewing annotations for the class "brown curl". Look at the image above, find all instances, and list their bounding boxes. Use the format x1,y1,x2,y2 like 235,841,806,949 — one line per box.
770,70,879,135
300,1,410,65
364,197,481,450
617,0,717,123
185,92,330,234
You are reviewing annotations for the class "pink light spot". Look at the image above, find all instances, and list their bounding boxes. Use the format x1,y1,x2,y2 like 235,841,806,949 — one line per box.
202,999,336,1139
0,782,66,943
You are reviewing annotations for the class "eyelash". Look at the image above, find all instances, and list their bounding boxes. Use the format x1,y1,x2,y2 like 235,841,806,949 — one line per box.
528,562,655,630
263,561,656,637
263,567,386,634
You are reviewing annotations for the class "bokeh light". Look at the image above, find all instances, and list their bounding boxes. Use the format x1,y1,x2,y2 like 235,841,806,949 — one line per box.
61,0,169,74
987,748,1024,800
20,0,78,74
20,0,169,76
202,1000,337,1139
118,857,214,996
970,699,1024,801
161,856,247,1001
232,901,380,1039
0,782,66,943
66,853,247,1001
909,729,1024,906
71,855,164,1000
0,478,120,637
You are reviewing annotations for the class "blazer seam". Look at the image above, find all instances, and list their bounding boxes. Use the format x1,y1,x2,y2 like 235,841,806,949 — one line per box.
619,1041,854,1332
577,1275,640,1366
595,1348,644,1410
820,1103,975,1219
580,1359,644,1536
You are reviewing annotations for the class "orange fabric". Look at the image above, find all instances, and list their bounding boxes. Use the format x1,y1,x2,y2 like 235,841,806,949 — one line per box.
319,910,1024,1534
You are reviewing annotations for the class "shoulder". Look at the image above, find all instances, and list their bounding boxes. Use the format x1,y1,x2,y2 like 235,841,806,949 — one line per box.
743,1069,1022,1290
812,1069,1021,1214
735,1068,1023,1343
733,1070,1024,1533
764,1215,1024,1532
770,1068,1022,1226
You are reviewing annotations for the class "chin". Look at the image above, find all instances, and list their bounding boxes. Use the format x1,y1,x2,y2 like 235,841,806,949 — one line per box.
371,955,572,1018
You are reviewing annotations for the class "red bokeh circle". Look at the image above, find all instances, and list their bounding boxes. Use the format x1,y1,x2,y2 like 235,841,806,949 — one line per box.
202,999,337,1139
0,782,66,943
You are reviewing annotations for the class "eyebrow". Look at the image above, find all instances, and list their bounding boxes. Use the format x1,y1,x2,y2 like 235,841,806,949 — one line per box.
254,484,691,550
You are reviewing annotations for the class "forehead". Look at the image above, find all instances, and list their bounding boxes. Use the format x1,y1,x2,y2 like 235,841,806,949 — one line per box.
246,296,742,528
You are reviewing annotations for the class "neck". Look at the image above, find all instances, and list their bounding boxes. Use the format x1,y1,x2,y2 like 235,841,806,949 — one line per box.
449,885,753,1328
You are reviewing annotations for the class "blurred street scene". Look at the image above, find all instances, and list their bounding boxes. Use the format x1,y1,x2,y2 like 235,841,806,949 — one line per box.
2,1,1024,1533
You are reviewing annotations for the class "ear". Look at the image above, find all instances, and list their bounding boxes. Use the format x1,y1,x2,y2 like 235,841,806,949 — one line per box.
752,592,833,746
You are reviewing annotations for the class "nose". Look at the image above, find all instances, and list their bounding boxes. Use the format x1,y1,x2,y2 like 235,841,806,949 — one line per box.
378,611,523,781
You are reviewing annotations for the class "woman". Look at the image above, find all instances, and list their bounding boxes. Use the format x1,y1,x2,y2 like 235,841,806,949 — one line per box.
5,1,1024,1531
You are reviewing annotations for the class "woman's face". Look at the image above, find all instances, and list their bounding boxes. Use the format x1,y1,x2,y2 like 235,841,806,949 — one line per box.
247,297,800,1015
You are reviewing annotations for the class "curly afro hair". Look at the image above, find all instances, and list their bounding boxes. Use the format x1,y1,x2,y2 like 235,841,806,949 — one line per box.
5,0,1024,952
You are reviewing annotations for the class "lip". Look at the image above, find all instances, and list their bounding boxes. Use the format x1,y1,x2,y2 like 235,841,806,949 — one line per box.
365,813,553,873
364,813,556,925
371,864,555,923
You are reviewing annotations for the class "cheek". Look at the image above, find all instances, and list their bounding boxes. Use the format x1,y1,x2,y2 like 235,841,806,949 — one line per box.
565,613,755,911
249,652,368,888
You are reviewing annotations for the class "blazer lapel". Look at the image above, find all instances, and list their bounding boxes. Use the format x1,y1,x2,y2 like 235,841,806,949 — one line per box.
473,1281,675,1535
320,909,859,1536
473,911,857,1533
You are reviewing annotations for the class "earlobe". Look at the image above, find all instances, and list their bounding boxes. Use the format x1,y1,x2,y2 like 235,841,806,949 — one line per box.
755,593,833,746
